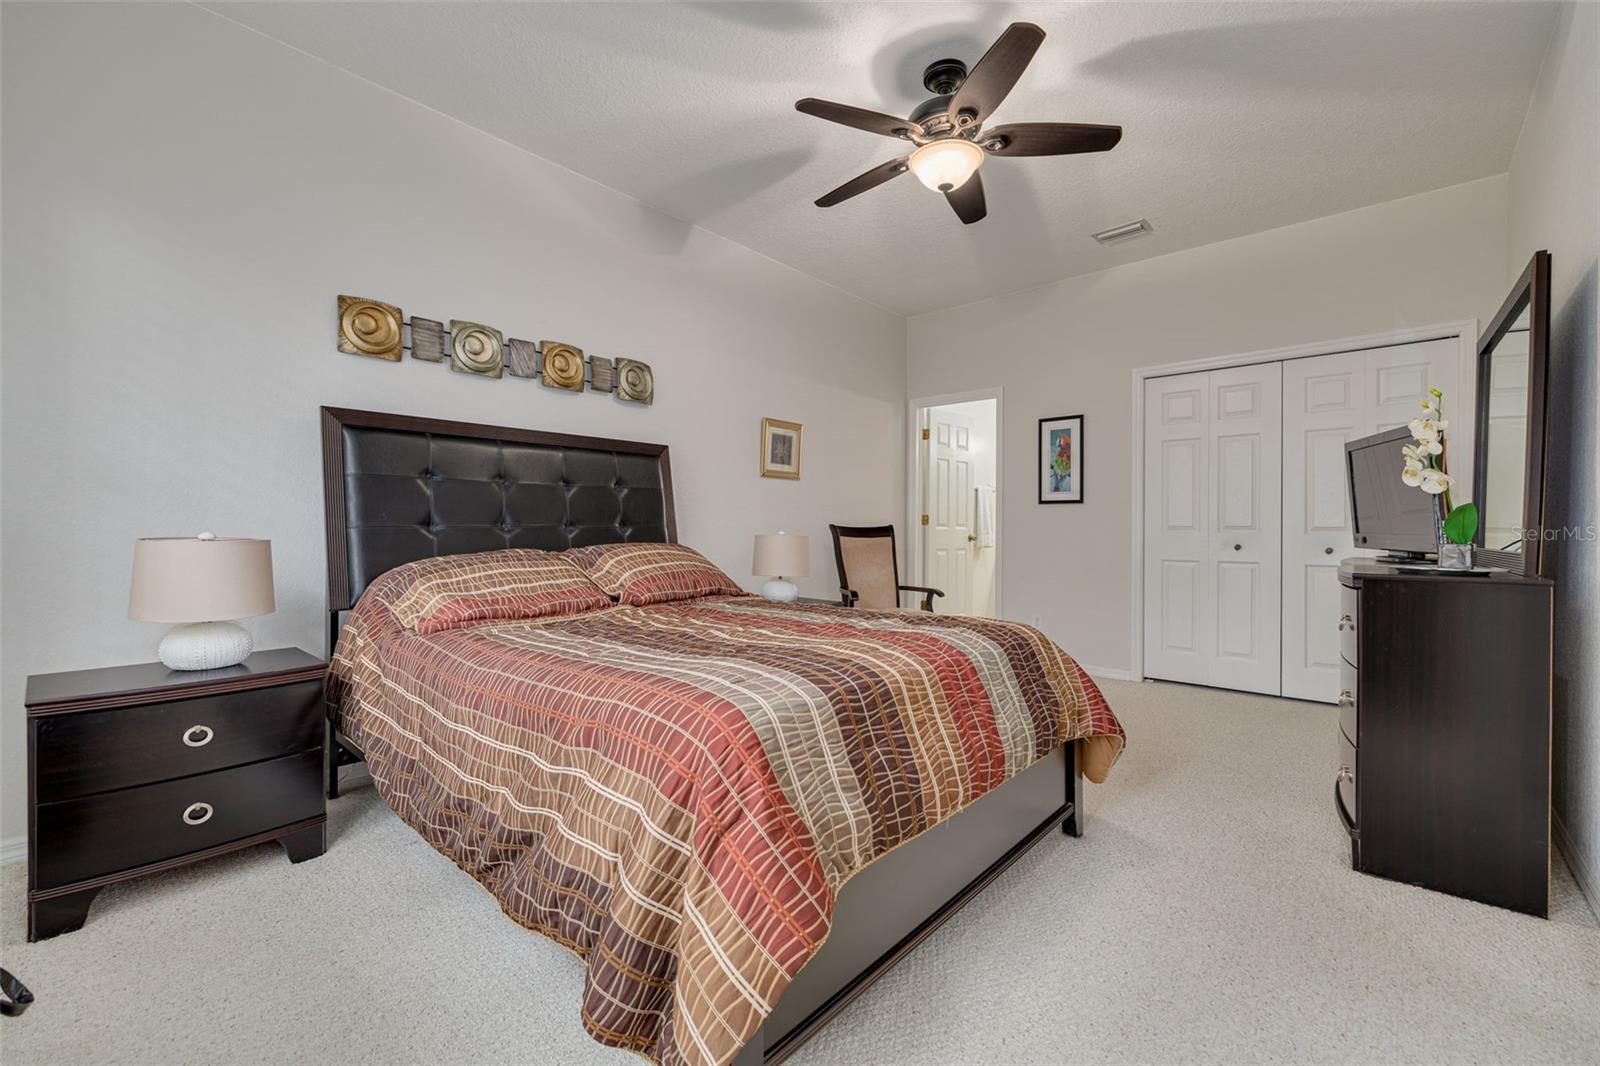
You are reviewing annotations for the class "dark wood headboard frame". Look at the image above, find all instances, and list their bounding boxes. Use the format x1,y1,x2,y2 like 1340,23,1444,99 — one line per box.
319,405,677,798
320,405,677,614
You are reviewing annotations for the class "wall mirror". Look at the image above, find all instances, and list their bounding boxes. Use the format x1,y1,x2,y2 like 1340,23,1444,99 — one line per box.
1472,250,1550,575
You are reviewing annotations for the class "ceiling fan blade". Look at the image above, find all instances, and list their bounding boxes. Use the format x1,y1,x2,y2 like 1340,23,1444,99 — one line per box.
981,122,1123,157
948,22,1045,128
796,98,922,140
944,171,987,225
815,157,909,207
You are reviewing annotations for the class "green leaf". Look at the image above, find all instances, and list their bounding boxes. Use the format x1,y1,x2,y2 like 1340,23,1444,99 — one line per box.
1443,501,1479,545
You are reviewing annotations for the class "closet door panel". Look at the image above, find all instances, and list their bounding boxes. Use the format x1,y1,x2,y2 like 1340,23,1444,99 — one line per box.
1282,351,1366,702
1206,363,1282,695
1280,338,1462,702
1143,372,1212,686
1365,337,1464,485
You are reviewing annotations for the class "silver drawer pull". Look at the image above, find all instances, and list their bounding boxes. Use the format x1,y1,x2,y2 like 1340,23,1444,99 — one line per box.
182,725,214,748
1337,690,1355,707
1336,767,1354,785
1338,614,1354,632
182,802,214,826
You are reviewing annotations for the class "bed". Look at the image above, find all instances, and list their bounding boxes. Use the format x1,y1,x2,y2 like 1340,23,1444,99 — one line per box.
320,406,1124,1066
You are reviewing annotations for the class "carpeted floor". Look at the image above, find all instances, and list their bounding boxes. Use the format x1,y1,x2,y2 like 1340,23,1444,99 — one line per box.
3,679,1597,1065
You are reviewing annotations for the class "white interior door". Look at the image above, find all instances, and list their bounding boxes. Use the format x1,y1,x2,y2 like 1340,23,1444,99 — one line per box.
1143,364,1282,694
925,407,976,615
1207,363,1283,695
1143,371,1211,686
1281,338,1459,702
1282,351,1366,702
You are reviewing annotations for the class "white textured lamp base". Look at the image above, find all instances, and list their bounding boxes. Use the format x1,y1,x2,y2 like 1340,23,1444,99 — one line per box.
760,579,799,602
158,621,253,671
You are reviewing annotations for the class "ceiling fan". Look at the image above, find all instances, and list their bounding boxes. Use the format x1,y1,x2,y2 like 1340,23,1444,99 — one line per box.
795,22,1121,225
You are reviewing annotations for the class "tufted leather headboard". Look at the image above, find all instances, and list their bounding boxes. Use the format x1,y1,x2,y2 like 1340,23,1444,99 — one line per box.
320,406,676,611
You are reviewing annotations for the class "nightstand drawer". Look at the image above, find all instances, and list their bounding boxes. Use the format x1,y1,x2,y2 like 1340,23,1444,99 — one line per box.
33,680,322,802
33,749,323,890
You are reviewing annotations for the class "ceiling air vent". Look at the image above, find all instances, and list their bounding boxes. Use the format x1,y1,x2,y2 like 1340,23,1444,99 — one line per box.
1092,218,1153,245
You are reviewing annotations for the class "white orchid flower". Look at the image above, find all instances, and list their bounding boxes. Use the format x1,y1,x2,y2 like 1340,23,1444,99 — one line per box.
1402,463,1425,487
1420,467,1453,494
1424,438,1443,455
1409,418,1444,444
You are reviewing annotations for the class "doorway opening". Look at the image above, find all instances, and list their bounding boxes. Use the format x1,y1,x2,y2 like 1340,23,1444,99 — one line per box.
912,394,1000,618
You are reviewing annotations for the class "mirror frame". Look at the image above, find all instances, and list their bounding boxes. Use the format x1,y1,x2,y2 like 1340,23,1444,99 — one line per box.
1472,250,1551,576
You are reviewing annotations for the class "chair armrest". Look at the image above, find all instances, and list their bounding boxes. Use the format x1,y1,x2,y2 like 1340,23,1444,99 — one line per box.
898,584,945,612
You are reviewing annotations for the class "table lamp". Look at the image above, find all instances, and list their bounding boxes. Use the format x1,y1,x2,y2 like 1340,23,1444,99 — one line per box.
129,533,275,670
752,532,809,602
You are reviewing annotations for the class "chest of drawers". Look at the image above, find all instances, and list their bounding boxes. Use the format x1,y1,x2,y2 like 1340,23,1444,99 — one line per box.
1336,560,1551,916
26,648,327,940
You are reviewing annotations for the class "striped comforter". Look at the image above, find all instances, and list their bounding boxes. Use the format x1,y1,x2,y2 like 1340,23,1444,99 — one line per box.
329,584,1124,1066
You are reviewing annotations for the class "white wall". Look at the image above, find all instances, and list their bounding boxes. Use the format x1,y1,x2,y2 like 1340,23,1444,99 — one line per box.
0,4,906,847
1506,1,1600,908
907,176,1510,672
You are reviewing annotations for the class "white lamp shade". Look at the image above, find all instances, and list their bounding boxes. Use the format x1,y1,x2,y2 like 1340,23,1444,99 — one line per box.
908,139,985,192
129,536,275,623
752,533,810,579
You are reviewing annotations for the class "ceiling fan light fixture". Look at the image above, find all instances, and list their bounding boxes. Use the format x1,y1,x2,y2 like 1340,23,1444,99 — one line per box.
908,139,985,193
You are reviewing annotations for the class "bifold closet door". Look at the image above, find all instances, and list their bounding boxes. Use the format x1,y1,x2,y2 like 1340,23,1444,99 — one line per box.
1280,338,1460,701
1143,364,1283,695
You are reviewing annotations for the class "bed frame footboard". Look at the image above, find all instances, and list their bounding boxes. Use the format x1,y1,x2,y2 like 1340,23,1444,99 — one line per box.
754,741,1084,1064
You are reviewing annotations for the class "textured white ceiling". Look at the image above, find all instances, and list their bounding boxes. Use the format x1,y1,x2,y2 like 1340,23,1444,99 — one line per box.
206,1,1557,315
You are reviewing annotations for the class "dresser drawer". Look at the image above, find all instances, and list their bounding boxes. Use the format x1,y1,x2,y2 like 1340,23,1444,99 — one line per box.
1339,658,1358,745
1339,583,1359,666
1335,730,1358,836
32,750,323,890
33,679,322,802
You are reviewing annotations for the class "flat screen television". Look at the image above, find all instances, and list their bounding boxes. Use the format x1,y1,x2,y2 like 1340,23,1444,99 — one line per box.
1346,426,1443,561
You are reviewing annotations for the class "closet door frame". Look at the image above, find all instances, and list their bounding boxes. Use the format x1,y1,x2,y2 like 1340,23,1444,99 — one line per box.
1128,320,1478,686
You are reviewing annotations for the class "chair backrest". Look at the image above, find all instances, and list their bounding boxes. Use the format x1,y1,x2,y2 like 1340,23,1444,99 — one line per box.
830,524,900,609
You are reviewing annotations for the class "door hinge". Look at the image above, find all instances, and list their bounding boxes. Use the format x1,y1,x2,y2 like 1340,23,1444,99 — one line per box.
921,428,930,440
921,514,929,525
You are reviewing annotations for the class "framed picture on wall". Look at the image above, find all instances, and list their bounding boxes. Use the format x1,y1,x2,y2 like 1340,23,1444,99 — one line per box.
760,417,803,479
1038,415,1084,504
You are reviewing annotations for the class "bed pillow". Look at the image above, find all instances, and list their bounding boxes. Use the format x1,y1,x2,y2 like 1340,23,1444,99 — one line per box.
567,542,745,606
385,549,613,634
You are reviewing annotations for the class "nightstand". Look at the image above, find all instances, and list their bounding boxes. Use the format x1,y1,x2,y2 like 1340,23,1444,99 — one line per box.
25,647,327,941
793,596,845,606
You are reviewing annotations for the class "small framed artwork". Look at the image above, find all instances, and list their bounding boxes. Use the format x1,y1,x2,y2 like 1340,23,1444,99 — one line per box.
1038,414,1084,503
760,417,802,479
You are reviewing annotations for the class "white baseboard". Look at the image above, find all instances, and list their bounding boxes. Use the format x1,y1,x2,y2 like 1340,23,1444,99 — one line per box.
1554,813,1598,922
1081,665,1134,682
1,834,25,867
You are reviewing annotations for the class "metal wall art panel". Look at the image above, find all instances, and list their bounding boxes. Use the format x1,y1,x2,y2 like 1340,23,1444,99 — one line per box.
409,317,446,362
449,320,505,378
333,296,658,408
337,295,404,361
616,359,654,405
506,338,538,379
540,341,585,391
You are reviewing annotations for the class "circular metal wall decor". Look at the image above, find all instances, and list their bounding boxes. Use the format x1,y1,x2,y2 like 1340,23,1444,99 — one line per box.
540,341,585,391
616,359,654,405
449,320,505,378
337,295,404,361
